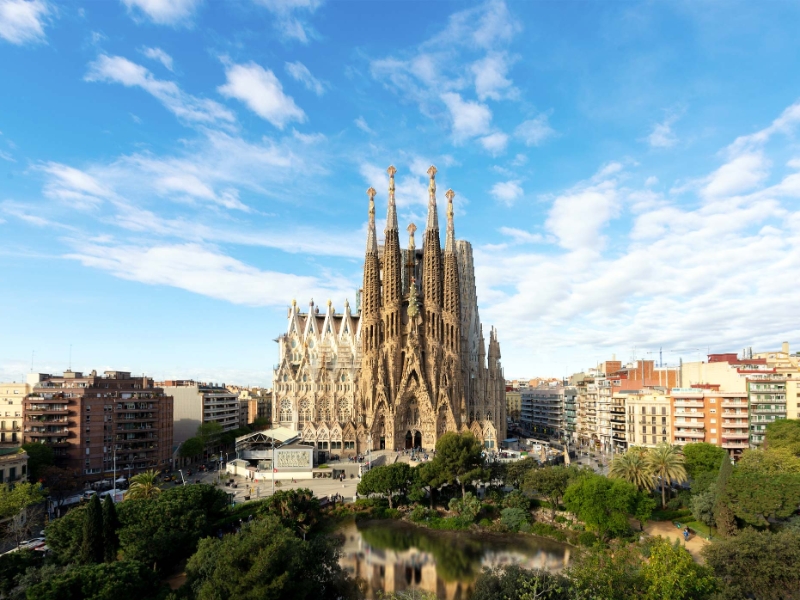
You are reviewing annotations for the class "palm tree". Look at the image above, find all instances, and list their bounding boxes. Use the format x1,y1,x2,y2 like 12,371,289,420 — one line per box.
609,449,653,491
125,470,161,500
647,443,687,508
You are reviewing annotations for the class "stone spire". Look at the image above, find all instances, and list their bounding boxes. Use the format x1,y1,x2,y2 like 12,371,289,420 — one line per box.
423,165,443,323
443,189,461,352
383,166,402,309
366,187,377,253
386,165,398,233
445,189,455,252
362,187,381,351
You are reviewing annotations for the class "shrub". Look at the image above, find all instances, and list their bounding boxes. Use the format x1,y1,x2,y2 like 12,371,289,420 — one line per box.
500,508,529,532
554,515,567,524
666,497,682,511
478,518,492,527
448,492,481,521
409,505,432,523
502,490,531,511
578,531,597,547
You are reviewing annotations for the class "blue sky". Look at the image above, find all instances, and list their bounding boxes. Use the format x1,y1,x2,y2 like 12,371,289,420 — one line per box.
2,0,800,385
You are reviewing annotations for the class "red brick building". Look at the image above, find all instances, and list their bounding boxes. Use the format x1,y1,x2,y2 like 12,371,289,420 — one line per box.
23,370,173,482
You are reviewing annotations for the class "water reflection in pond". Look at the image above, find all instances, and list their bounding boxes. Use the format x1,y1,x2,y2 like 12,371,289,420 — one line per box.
338,519,572,600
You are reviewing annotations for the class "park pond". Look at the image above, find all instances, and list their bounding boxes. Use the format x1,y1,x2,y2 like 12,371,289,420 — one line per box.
337,519,572,599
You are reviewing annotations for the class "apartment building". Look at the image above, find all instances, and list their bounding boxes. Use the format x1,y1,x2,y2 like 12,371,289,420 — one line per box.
625,391,671,448
505,389,521,422
0,447,28,483
521,385,575,441
681,353,773,393
748,375,787,447
23,370,173,480
162,380,239,444
0,379,33,447
235,388,272,426
670,386,749,459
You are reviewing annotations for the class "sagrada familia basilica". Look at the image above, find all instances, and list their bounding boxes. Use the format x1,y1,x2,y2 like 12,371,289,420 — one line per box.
272,166,505,456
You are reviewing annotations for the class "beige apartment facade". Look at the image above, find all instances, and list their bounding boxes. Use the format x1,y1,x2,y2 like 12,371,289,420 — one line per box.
625,391,671,448
0,447,28,483
0,380,32,447
162,381,239,444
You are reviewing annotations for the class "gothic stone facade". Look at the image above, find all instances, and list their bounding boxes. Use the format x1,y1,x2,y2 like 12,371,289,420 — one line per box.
272,166,505,454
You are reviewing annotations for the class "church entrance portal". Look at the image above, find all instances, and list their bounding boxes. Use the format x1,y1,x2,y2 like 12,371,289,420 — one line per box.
405,430,423,450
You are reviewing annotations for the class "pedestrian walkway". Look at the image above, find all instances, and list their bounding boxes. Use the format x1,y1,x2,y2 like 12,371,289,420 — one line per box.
644,520,709,562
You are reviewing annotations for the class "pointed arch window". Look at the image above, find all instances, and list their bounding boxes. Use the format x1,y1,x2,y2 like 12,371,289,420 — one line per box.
279,399,292,423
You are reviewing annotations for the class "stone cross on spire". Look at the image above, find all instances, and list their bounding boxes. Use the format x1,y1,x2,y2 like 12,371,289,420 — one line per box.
426,165,438,231
386,165,398,232
366,187,377,252
445,189,456,252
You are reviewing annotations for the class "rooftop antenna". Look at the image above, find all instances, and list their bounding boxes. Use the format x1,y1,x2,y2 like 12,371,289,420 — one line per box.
30,350,34,373
69,344,72,371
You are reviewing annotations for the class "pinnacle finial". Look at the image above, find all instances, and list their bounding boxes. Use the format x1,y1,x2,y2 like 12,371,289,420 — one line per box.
366,187,378,252
407,222,417,250
445,190,456,251
386,165,398,232
425,166,438,231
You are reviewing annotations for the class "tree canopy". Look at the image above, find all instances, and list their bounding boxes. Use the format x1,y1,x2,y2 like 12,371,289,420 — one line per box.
80,494,104,564
125,470,161,500
357,462,413,509
647,443,687,508
682,443,727,480
434,432,487,498
765,419,800,456
25,560,165,600
523,465,572,515
180,436,204,459
0,481,45,520
563,474,637,541
197,421,224,450
21,443,54,482
609,450,653,491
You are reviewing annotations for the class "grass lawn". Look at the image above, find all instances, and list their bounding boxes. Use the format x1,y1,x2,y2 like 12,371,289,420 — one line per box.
683,520,713,539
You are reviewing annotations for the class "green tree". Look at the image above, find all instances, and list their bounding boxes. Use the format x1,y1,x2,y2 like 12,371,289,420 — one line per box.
251,416,271,431
0,548,43,598
642,538,718,600
563,474,636,541
25,560,165,600
197,421,224,452
472,565,570,600
40,466,78,511
522,465,571,517
737,447,800,474
414,460,445,509
102,495,119,563
185,516,360,600
81,494,104,564
357,463,413,509
504,457,539,489
434,432,486,498
21,443,54,481
567,543,647,599
646,443,687,509
609,450,653,491
500,507,529,532
448,491,481,520
0,481,47,547
712,453,736,537
260,488,321,539
723,470,800,527
503,489,531,511
690,487,716,527
682,442,727,480
125,470,161,500
765,419,800,456
117,483,229,573
179,436,204,459
702,528,800,600
46,504,86,564
633,491,656,531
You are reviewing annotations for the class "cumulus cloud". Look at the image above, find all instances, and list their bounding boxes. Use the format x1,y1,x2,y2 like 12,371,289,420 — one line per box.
480,131,508,154
647,115,679,148
490,180,523,206
498,226,542,244
354,116,373,134
141,46,174,71
515,114,555,146
65,241,353,307
218,61,305,129
285,61,327,95
441,92,493,142
0,0,51,45
471,52,518,101
85,54,235,126
121,0,201,25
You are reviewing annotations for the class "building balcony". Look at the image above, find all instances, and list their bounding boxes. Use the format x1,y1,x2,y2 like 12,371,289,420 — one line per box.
24,427,70,435
674,430,705,438
722,442,750,449
24,406,70,415
674,400,704,408
721,400,748,408
721,433,750,440
674,411,704,418
751,407,786,414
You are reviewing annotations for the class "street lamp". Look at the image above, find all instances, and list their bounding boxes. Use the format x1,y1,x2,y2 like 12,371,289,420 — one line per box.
178,469,186,486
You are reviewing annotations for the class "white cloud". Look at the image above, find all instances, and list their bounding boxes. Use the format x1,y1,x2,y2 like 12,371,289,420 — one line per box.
471,52,517,101
490,180,523,206
121,0,200,26
645,176,658,186
511,153,527,166
498,226,541,244
65,241,352,307
647,116,679,148
480,131,508,154
441,92,493,142
515,114,555,146
728,99,800,155
0,0,50,45
252,0,323,43
545,181,619,251
218,61,305,129
85,55,235,126
0,149,15,162
354,116,373,134
702,152,769,199
40,162,115,209
141,46,174,71
284,61,326,96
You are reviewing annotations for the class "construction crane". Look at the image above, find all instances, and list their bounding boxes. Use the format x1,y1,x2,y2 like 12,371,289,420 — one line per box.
646,347,663,368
